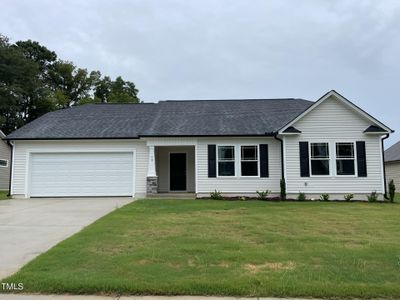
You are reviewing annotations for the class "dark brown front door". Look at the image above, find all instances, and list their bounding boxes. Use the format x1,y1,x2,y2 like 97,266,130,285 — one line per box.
170,153,186,191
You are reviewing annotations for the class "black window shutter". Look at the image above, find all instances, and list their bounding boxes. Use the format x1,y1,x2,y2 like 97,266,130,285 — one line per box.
299,141,310,177
260,144,269,177
356,141,367,177
208,144,216,178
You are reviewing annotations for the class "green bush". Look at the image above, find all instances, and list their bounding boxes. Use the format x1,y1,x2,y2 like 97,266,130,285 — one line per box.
320,193,329,201
280,178,286,200
297,192,306,201
367,191,378,202
389,180,396,203
210,190,222,200
344,194,354,201
256,190,270,200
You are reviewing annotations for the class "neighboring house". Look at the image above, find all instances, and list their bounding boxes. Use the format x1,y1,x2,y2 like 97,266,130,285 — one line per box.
384,141,400,189
4,90,393,200
0,130,11,190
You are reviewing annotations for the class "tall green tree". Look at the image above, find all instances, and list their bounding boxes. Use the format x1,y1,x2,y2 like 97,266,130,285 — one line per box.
93,76,139,104
107,76,139,103
0,34,140,134
15,40,57,78
94,75,112,102
14,39,58,122
47,61,99,108
0,35,50,133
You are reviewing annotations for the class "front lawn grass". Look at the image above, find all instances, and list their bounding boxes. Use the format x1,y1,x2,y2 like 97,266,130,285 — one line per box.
395,192,400,203
0,190,10,200
4,199,400,298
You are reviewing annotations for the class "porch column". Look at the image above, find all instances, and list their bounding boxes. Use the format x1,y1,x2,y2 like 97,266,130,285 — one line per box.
146,145,158,194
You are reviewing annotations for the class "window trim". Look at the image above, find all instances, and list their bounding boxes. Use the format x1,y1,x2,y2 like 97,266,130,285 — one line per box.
309,142,330,177
215,144,263,178
240,145,260,177
335,142,358,177
0,159,8,168
216,145,236,177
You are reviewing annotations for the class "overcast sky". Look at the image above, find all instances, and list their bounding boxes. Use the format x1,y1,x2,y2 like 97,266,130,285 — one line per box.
1,0,399,146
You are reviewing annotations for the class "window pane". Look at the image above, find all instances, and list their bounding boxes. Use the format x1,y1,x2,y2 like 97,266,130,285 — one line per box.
241,161,258,176
241,146,257,160
336,159,355,175
336,143,354,158
218,146,235,160
218,161,235,176
311,143,329,158
0,160,7,167
311,160,329,175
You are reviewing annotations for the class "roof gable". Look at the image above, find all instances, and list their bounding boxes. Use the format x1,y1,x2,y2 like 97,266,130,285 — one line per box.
278,90,393,134
364,125,388,133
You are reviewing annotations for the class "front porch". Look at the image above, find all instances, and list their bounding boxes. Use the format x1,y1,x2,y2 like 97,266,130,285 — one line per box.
146,143,196,196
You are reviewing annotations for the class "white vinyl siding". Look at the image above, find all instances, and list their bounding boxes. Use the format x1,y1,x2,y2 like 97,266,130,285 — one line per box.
11,140,148,198
283,95,384,194
196,137,281,193
385,161,400,189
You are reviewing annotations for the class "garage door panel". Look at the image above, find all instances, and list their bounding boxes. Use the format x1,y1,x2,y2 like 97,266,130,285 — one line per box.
29,152,134,197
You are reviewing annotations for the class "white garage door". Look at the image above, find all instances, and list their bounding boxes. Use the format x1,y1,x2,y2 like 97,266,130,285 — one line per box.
29,152,134,197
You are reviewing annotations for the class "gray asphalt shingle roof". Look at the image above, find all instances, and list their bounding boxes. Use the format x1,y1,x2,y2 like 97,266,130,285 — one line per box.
5,98,314,140
385,141,400,162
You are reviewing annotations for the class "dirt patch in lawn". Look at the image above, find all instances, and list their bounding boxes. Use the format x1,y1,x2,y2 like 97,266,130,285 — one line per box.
244,261,296,273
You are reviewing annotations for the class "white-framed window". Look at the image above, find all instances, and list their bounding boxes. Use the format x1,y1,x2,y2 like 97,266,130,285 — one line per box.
241,145,259,176
336,142,355,175
0,159,8,167
310,142,330,176
217,145,235,176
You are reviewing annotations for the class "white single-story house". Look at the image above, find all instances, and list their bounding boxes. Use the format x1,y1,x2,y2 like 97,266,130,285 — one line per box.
0,130,11,190
3,90,393,200
385,140,400,189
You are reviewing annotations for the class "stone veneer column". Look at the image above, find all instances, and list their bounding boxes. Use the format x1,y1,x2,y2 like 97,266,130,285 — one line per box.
146,145,158,194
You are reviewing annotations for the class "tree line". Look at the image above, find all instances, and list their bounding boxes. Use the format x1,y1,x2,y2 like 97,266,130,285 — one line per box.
0,34,140,134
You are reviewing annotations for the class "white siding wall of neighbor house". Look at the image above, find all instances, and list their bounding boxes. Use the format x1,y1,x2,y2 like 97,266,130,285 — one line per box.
196,137,281,196
385,161,400,189
0,138,11,190
283,95,385,200
11,140,148,198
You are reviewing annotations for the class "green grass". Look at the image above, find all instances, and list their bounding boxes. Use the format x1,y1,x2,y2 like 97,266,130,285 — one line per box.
395,193,400,203
4,199,400,298
0,190,10,200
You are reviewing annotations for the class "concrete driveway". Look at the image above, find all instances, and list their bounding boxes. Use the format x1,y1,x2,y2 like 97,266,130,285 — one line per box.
0,197,134,279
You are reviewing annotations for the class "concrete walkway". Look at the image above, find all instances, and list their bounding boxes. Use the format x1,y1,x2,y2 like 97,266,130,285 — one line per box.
0,197,133,279
0,295,315,300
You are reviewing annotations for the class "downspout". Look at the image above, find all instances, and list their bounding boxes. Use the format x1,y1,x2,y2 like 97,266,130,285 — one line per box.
382,134,390,200
273,133,285,180
6,140,13,197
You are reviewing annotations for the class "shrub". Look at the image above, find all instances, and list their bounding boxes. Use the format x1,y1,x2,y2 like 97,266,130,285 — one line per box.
297,192,306,201
389,179,396,203
256,190,270,200
320,193,329,201
280,179,286,200
344,194,354,201
367,191,378,202
210,190,222,200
